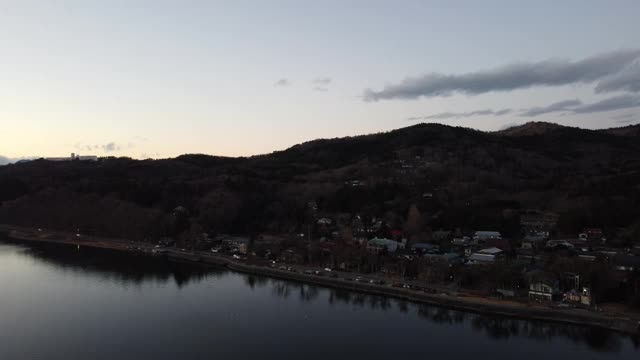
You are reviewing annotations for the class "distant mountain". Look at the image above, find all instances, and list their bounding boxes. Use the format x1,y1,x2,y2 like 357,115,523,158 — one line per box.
1,122,639,246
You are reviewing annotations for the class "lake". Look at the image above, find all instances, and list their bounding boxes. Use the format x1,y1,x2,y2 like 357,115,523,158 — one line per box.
0,238,638,359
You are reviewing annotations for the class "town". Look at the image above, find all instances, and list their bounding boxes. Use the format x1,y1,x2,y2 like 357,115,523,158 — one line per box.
158,204,640,313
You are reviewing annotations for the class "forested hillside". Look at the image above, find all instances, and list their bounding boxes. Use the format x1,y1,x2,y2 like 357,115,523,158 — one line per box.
1,122,639,246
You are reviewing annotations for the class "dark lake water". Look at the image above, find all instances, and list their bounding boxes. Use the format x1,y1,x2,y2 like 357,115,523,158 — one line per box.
1,238,638,360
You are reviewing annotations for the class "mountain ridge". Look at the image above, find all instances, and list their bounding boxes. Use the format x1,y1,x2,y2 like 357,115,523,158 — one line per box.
1,121,639,247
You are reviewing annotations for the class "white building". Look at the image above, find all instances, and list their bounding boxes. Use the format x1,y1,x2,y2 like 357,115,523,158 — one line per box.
44,153,98,162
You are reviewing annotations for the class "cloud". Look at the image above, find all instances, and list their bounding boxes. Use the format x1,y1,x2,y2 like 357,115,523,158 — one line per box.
313,86,328,92
101,142,120,152
595,60,640,93
313,77,332,85
572,94,640,114
411,95,640,121
519,99,582,117
408,108,512,121
612,113,636,121
516,95,640,117
75,142,128,153
363,49,640,101
274,78,290,87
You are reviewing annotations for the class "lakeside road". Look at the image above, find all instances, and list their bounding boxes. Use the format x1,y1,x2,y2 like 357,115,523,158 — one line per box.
1,224,639,336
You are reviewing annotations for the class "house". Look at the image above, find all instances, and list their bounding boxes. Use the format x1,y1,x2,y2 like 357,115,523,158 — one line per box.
520,210,558,232
451,237,472,256
479,247,504,256
432,230,452,243
221,236,250,254
412,243,438,254
367,238,398,253
468,253,497,264
527,271,559,302
545,240,575,250
473,231,501,242
423,252,463,266
564,287,592,306
467,248,504,264
467,247,505,264
486,238,512,252
522,232,548,248
521,240,535,249
582,228,603,240
451,237,470,246
516,248,544,264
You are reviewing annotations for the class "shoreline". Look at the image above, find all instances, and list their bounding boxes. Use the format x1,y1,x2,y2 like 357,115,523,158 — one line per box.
2,224,639,336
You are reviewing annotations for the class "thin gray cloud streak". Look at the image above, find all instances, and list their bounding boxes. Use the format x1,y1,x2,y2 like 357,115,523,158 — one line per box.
408,108,512,121
520,95,640,116
313,77,332,85
612,113,636,121
75,142,125,153
364,49,640,101
520,99,582,117
411,95,640,121
572,94,640,114
595,61,640,93
274,78,290,87
313,86,328,92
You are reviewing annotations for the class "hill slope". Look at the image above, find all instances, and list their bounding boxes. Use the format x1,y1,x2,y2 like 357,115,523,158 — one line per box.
1,122,639,246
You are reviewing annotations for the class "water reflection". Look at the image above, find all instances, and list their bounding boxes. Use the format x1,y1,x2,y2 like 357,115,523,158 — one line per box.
2,237,638,354
2,237,225,288
264,276,638,353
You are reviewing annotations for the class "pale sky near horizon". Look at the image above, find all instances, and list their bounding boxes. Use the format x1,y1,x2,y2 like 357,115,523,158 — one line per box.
1,0,639,160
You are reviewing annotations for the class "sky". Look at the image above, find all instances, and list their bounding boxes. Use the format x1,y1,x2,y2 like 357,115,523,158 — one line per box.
1,0,639,161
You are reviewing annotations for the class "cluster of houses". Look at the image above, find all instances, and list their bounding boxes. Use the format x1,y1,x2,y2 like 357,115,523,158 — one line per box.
317,213,639,306
360,230,507,266
196,205,639,308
